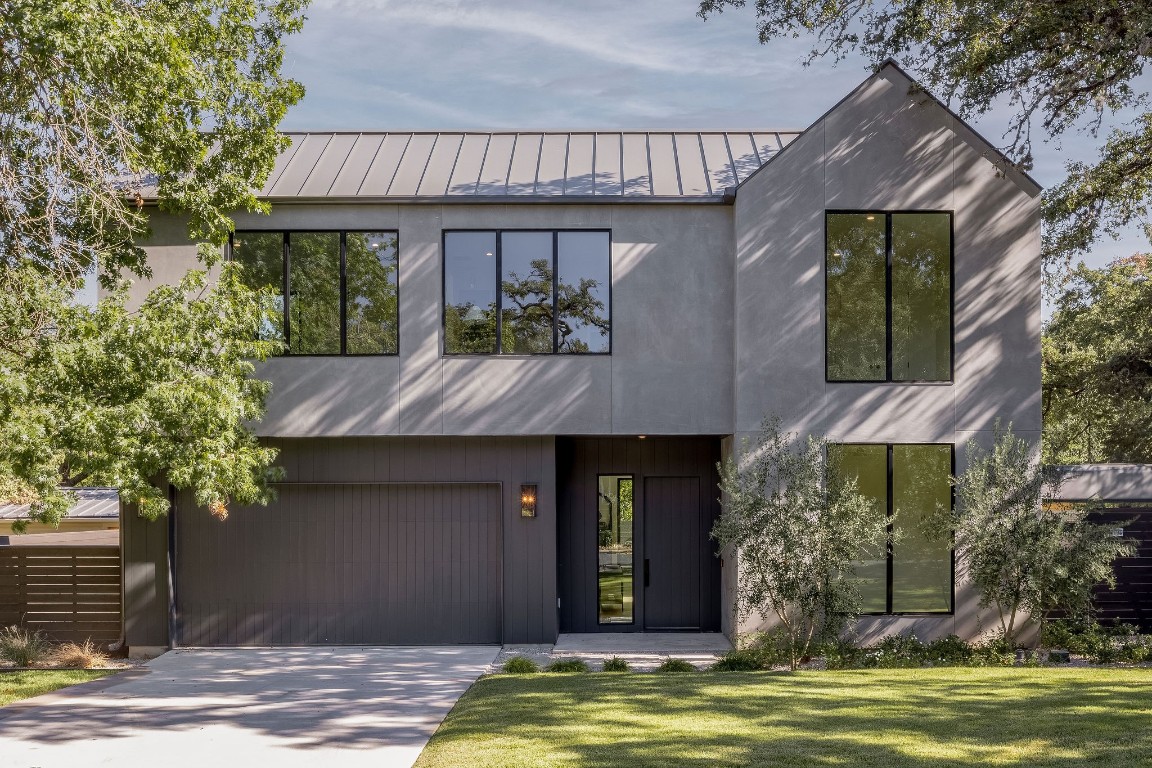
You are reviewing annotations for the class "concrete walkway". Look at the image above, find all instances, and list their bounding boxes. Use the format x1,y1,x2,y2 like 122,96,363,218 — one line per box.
495,632,733,671
0,646,498,768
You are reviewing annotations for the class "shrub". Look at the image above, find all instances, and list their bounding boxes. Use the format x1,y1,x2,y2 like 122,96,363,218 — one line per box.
51,640,109,669
545,658,589,673
655,658,697,673
860,634,927,668
0,625,50,667
923,635,973,666
501,656,539,674
969,634,1016,667
602,656,630,672
817,638,864,670
712,648,769,671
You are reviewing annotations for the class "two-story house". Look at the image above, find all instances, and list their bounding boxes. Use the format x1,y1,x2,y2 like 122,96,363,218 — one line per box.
121,61,1040,653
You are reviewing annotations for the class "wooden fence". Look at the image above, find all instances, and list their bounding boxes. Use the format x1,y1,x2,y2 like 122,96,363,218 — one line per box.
0,545,121,644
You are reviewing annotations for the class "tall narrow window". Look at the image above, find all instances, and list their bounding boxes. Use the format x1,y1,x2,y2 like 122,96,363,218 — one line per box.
597,475,634,624
231,230,399,355
826,212,952,382
830,443,954,614
345,232,399,354
443,230,611,355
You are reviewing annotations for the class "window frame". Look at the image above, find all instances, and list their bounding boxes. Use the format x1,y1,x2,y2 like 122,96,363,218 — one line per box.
824,210,955,384
441,228,613,357
228,229,400,357
834,442,956,616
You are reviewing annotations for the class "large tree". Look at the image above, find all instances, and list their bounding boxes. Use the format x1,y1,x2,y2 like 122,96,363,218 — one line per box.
1043,255,1152,464
697,0,1152,271
0,0,307,528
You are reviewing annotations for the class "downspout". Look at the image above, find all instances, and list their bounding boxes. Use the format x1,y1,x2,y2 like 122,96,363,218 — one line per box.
167,484,177,649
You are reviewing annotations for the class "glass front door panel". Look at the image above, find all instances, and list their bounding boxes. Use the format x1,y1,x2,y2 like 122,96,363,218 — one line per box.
597,475,634,624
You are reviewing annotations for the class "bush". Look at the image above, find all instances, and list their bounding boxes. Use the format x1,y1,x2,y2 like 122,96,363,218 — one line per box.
969,634,1016,667
545,658,589,673
860,634,927,668
51,640,109,669
818,638,864,670
601,656,630,672
655,658,697,673
501,656,539,674
923,635,974,666
712,648,769,671
0,625,50,667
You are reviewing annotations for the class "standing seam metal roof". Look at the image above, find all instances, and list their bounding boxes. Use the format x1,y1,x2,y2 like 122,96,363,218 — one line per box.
259,131,801,200
0,488,119,520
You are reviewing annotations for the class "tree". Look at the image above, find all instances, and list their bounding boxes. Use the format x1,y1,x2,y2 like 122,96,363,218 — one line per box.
1043,255,1152,463
713,418,886,670
943,425,1134,646
697,0,1152,271
0,0,307,527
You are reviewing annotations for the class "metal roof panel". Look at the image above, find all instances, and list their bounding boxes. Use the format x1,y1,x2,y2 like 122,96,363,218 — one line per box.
329,134,384,196
621,133,651,196
507,134,543,195
447,133,490,195
565,133,595,194
416,134,464,195
675,133,711,195
298,133,358,196
358,134,411,196
388,134,437,195
593,133,622,195
535,134,569,196
477,133,516,194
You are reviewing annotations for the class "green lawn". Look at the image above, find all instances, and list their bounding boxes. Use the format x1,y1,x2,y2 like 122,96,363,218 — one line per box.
0,670,113,706
415,668,1152,768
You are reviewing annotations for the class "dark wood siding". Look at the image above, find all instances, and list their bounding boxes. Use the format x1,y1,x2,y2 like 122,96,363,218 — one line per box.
1091,507,1152,631
167,436,556,646
557,436,722,633
175,483,501,645
0,545,121,644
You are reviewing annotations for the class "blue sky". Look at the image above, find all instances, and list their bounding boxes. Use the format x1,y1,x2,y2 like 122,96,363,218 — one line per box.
279,0,1148,268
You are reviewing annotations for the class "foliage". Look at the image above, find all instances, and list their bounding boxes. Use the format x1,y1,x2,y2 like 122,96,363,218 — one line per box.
654,658,697,673
942,424,1135,646
713,417,888,670
0,0,306,526
712,647,778,671
51,640,110,669
0,625,50,667
696,0,1152,271
1043,255,1152,463
1043,619,1152,664
501,656,540,674
601,656,630,673
0,265,283,528
0,0,306,282
545,659,589,674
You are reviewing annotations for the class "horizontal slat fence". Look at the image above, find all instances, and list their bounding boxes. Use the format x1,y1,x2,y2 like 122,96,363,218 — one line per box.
0,545,121,644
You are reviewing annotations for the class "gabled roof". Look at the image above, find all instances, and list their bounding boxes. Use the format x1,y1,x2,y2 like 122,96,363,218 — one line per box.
256,131,801,202
0,488,119,520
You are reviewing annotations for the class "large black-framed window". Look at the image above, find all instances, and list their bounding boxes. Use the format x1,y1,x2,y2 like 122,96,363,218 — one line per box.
829,442,955,615
826,211,953,382
443,229,611,355
229,230,399,356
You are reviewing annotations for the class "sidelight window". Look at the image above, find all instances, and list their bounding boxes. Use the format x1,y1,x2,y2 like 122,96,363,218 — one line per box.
597,475,634,624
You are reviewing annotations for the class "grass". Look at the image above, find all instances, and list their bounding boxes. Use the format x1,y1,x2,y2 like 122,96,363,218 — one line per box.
414,668,1152,768
0,669,113,706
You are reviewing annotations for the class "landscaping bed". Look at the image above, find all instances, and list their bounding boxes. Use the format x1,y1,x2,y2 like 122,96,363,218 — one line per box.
415,668,1152,768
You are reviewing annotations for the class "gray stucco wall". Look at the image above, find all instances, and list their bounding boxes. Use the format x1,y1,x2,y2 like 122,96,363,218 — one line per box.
134,202,735,437
728,66,1042,640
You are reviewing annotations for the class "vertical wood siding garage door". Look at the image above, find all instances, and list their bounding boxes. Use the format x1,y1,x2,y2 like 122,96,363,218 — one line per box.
174,483,502,645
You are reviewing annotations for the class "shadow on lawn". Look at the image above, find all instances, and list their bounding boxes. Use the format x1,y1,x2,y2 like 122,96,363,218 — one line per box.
418,669,1152,768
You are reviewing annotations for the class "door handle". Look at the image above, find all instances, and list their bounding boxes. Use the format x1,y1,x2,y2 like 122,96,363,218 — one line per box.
644,559,650,588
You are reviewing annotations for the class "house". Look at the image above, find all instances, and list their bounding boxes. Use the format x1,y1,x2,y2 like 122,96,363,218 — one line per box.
120,61,1041,652
1,488,119,543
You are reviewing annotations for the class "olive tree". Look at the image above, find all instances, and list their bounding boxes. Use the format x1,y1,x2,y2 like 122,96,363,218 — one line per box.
942,424,1135,646
713,418,887,670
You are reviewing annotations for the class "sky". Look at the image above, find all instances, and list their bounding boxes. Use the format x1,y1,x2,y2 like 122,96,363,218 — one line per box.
279,0,1148,269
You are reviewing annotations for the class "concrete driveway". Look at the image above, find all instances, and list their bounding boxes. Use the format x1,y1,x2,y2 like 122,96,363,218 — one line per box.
0,646,498,768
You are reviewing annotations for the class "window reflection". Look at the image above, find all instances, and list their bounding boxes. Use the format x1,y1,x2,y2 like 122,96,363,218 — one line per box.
444,232,498,354
598,475,634,624
500,232,554,353
557,232,610,353
826,213,887,380
829,444,888,613
230,232,285,343
346,232,399,354
288,232,341,354
892,445,952,612
892,213,951,381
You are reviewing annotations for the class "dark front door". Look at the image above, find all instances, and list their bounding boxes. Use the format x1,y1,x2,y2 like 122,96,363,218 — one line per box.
643,476,704,630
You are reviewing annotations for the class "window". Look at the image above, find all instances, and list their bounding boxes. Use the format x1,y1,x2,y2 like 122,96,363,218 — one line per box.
829,443,954,614
826,212,952,382
597,475,634,624
230,231,398,355
443,230,610,355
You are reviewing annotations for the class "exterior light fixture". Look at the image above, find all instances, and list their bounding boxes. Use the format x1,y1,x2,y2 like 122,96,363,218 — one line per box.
520,484,538,518
866,214,876,220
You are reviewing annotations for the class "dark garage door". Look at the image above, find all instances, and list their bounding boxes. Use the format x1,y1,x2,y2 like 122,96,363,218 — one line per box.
174,483,502,645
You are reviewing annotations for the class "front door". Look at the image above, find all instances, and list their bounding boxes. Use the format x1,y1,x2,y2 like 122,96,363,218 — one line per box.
643,476,704,630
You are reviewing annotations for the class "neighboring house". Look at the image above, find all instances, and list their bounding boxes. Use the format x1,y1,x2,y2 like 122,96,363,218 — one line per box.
121,61,1042,651
1,488,119,543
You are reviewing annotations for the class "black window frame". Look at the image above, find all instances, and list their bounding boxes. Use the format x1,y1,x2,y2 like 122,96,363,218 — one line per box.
824,210,955,383
834,442,956,616
228,229,400,357
441,228,613,356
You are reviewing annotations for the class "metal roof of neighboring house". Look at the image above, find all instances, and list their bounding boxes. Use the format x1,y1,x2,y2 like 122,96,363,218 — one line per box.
257,131,801,201
0,488,120,520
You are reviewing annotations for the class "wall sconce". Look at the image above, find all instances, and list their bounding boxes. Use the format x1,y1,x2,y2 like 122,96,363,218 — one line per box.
520,484,538,518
